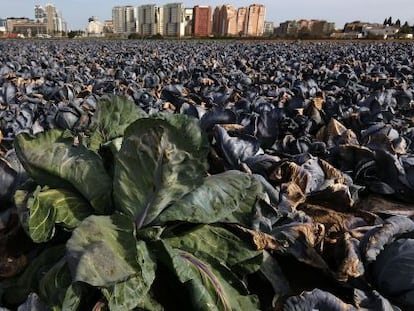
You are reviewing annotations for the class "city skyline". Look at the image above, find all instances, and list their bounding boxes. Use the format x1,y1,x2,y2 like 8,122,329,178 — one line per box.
0,0,413,31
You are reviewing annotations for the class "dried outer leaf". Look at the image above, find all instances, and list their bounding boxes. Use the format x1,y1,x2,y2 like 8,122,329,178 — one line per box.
312,97,325,110
284,288,357,311
316,118,358,147
336,233,365,282
221,124,245,131
307,183,355,210
278,182,306,212
356,195,414,218
318,158,346,183
298,204,365,235
270,159,326,195
271,222,328,271
360,216,414,263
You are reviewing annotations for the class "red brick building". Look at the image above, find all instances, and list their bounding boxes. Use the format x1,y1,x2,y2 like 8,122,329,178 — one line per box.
193,5,212,36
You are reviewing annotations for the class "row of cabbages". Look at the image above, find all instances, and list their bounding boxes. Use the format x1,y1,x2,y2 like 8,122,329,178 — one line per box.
1,40,414,310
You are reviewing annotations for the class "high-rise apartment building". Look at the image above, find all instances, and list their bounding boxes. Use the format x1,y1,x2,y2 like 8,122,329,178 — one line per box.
221,5,238,36
34,5,47,23
184,8,193,36
236,7,247,35
126,6,138,34
193,5,211,36
112,6,124,34
245,4,266,36
212,6,222,35
139,5,163,36
45,4,55,33
43,4,65,34
212,4,266,37
163,3,184,37
112,6,138,34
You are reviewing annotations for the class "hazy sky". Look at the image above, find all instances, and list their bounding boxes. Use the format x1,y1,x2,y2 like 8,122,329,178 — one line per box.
1,0,413,30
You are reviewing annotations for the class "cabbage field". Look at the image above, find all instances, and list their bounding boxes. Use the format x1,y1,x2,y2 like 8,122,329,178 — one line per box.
1,39,414,310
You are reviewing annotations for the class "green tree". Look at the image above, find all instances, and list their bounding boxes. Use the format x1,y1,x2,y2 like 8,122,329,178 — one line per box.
395,19,401,28
400,21,412,34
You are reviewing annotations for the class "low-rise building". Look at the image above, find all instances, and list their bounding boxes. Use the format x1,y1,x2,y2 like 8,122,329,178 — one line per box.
264,21,274,36
103,20,114,34
362,25,399,39
87,17,104,37
6,17,47,37
276,19,335,38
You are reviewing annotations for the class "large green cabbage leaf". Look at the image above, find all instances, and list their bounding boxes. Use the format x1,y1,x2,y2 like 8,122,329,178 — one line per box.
161,238,260,311
14,130,112,214
88,95,147,152
157,170,263,226
66,214,143,287
101,241,157,311
165,225,263,275
113,117,208,228
15,186,92,243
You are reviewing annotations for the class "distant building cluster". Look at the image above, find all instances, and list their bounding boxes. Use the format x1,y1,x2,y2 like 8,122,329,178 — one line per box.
2,4,66,38
110,3,267,37
332,21,403,40
212,4,266,37
0,2,413,40
275,19,335,38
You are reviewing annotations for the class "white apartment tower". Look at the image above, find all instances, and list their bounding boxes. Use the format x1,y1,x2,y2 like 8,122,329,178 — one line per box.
163,3,185,37
112,6,138,34
139,4,163,36
44,4,65,34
